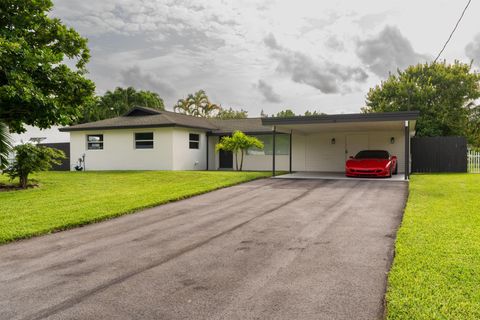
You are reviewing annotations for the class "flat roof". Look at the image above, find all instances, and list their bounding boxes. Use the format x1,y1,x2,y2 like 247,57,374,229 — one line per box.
261,111,419,126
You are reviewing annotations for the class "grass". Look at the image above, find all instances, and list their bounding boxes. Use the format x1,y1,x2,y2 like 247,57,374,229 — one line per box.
0,171,271,244
387,173,480,319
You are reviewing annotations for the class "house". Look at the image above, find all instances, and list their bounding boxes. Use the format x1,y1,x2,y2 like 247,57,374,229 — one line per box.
60,107,419,179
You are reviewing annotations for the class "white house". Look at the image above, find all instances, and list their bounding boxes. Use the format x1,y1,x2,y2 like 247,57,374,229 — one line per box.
61,107,418,179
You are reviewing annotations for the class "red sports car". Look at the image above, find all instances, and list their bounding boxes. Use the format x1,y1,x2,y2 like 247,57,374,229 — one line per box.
345,150,398,178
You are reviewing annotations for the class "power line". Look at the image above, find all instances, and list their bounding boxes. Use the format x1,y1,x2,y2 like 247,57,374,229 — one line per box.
433,0,472,63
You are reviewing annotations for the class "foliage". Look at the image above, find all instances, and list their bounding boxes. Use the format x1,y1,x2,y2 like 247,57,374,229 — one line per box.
215,131,264,171
274,109,296,117
0,122,12,170
0,0,95,132
387,174,480,319
215,107,248,119
363,61,480,145
174,90,220,117
0,171,271,244
78,87,165,123
5,143,65,188
304,110,326,116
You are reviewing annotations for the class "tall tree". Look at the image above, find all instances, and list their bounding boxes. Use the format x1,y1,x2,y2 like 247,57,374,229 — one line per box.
215,107,248,119
77,87,165,123
174,90,220,117
363,61,480,143
0,0,95,132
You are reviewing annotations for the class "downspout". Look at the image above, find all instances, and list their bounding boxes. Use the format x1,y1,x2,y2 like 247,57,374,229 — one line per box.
289,129,293,173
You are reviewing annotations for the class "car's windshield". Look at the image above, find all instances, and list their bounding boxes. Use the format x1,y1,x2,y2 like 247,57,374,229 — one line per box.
354,150,389,159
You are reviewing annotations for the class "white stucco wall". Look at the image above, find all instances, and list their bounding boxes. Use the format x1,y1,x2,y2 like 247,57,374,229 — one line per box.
292,130,406,173
70,128,175,170
171,128,207,170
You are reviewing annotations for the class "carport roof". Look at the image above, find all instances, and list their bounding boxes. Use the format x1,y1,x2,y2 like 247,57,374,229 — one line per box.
261,111,419,126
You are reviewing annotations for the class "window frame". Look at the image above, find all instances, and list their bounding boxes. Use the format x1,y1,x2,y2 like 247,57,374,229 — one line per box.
246,134,290,156
86,134,104,150
189,133,200,150
134,132,154,149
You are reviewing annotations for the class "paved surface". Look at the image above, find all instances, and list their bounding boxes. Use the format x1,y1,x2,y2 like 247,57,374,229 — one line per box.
0,179,408,320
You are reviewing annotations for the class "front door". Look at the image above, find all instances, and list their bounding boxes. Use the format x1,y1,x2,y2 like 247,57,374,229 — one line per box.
345,135,369,160
219,149,233,169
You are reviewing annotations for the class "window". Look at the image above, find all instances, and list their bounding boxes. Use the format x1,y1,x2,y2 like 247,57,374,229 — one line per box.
135,132,154,149
189,133,200,149
87,134,103,150
246,134,290,155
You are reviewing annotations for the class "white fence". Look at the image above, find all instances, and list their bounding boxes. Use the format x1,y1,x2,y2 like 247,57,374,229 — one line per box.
468,149,480,173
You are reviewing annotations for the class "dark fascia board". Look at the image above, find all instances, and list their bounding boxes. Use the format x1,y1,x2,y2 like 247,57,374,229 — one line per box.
207,130,290,136
59,124,213,132
261,111,420,126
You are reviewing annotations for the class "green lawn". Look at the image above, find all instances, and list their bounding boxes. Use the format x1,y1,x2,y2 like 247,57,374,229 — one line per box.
0,171,271,244
387,174,480,319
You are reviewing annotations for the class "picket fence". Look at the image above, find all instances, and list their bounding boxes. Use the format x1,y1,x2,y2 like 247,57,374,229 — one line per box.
468,149,480,173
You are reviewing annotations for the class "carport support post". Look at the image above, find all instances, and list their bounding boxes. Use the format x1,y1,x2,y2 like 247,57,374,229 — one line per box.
206,133,209,170
289,130,292,173
272,126,276,176
404,121,410,180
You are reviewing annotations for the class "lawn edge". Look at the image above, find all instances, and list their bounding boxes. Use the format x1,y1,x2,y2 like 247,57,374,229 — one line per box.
0,173,272,246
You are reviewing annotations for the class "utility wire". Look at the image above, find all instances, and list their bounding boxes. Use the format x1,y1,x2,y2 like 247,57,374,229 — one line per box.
433,0,472,63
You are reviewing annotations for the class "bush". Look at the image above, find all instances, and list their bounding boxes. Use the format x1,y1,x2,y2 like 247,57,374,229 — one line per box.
5,144,65,188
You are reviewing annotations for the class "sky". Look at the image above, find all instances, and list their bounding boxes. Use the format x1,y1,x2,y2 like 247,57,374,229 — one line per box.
52,0,480,116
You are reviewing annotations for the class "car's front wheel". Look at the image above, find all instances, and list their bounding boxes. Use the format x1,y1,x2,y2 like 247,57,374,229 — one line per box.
393,163,398,175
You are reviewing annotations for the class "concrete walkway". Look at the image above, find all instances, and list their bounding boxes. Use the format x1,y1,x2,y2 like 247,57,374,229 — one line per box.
0,178,407,320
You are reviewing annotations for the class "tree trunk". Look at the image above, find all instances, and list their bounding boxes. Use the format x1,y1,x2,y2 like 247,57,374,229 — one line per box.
235,151,239,171
240,150,244,171
20,174,28,189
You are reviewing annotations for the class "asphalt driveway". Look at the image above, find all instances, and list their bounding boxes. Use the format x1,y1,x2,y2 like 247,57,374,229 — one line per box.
0,178,407,320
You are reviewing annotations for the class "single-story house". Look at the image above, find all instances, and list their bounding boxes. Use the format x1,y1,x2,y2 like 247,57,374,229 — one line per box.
60,107,419,179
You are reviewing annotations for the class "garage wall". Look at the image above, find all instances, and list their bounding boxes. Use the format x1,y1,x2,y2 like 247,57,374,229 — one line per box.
292,130,406,173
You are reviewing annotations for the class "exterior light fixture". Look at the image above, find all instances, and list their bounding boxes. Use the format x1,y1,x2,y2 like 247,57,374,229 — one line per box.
331,138,336,145
390,137,395,144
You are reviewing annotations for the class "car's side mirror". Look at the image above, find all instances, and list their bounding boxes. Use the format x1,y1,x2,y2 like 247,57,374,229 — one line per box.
391,155,397,160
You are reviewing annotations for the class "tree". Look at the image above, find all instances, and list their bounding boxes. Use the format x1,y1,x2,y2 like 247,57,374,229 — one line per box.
215,131,264,171
77,87,165,123
174,90,220,117
274,109,296,117
363,61,480,143
0,122,12,170
0,0,96,132
5,144,65,188
215,107,248,119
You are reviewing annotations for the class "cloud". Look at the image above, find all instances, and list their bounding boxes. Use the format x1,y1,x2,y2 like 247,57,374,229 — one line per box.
256,80,282,103
466,34,480,67
264,34,368,94
325,36,344,51
356,26,429,77
120,66,176,97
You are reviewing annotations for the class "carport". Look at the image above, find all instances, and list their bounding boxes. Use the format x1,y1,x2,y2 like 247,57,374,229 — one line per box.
262,111,419,180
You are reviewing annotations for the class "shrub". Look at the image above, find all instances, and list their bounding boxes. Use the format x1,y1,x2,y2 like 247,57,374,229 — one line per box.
5,144,65,188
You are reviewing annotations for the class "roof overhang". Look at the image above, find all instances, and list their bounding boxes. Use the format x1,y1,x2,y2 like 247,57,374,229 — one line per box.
262,111,419,126
59,124,212,132
261,111,419,134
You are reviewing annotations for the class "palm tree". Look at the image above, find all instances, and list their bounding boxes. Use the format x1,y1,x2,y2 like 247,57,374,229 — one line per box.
174,90,220,117
0,122,12,170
